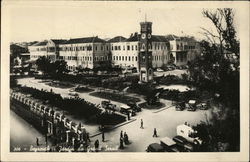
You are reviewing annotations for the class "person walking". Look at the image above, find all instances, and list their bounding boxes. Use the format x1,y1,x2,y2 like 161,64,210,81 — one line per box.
140,119,144,129
94,139,99,152
153,128,158,137
120,130,123,138
124,132,129,145
119,137,124,149
36,137,39,146
102,131,105,142
127,112,130,120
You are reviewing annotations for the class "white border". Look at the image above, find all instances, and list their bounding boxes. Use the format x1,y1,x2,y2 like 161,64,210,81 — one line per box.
1,1,249,161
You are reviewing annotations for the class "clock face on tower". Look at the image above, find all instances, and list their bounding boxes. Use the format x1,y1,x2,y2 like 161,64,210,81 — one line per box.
147,34,151,39
141,33,146,39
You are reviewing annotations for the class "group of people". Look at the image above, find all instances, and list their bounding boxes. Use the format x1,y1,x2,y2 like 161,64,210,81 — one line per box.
140,119,158,137
119,130,129,149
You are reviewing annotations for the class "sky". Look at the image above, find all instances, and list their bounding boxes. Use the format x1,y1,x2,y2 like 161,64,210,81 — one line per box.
3,1,240,43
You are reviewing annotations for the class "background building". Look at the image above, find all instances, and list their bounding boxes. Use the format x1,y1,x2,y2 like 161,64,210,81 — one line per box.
58,37,109,70
26,22,201,71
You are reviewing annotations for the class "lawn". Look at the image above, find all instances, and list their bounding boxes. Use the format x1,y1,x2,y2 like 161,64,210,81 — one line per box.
90,91,140,104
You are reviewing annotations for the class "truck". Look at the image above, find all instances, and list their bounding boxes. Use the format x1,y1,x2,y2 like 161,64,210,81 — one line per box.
176,123,202,145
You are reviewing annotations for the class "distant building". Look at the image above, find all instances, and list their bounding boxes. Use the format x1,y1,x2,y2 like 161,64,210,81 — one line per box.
167,35,200,66
28,40,48,61
58,37,109,70
47,39,67,61
10,44,30,64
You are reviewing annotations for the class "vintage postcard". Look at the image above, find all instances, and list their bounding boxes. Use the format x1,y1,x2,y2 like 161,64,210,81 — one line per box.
1,1,249,161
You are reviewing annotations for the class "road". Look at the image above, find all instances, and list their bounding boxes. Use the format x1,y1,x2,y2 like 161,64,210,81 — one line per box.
17,77,210,152
10,110,51,152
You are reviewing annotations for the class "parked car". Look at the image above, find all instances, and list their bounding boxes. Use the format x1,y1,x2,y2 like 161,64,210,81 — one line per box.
196,102,208,110
146,143,165,152
183,142,194,152
160,136,178,152
173,135,188,147
175,101,185,111
120,105,136,116
127,102,141,112
187,100,196,111
68,92,79,97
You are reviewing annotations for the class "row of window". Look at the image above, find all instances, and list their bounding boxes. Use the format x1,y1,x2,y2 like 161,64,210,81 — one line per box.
112,56,138,62
111,43,168,51
176,53,187,62
59,56,109,61
111,55,167,62
111,45,138,51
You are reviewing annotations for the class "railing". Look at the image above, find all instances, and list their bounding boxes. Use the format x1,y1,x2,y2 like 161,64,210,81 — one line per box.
10,91,87,135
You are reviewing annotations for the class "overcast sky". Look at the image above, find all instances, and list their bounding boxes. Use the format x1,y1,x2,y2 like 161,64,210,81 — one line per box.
4,1,240,43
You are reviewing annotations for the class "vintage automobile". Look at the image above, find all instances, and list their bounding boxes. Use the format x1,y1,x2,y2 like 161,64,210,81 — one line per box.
176,123,202,146
175,101,185,111
146,143,165,152
187,100,197,111
127,102,141,112
68,92,79,97
173,135,188,146
160,136,179,152
120,105,136,116
196,102,208,110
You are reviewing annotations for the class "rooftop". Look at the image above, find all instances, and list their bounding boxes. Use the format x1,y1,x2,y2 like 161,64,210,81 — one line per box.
63,36,106,44
32,41,48,46
108,36,127,43
51,39,67,45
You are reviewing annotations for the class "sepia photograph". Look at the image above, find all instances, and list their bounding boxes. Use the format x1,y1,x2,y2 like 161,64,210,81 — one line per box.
1,1,249,161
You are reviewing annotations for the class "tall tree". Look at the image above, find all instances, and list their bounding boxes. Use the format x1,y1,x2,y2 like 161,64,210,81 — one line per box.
189,9,240,151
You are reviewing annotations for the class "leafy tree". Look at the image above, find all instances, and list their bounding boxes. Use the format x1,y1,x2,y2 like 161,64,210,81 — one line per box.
36,56,51,74
189,8,240,151
36,56,68,76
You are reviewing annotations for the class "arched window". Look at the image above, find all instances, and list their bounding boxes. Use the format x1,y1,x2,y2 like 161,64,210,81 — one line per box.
148,44,151,49
142,44,145,50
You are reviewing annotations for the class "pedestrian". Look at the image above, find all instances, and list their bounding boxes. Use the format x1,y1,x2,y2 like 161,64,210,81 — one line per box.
94,139,99,152
153,128,158,137
127,112,130,120
120,130,123,138
102,131,105,142
119,137,124,149
140,119,144,129
87,132,91,142
45,134,47,144
36,137,39,146
124,132,129,145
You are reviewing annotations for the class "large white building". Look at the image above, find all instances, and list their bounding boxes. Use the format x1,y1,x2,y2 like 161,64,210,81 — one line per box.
27,22,200,71
58,37,109,70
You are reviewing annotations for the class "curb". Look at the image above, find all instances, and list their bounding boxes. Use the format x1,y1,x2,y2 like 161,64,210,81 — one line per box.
90,118,137,138
153,105,174,113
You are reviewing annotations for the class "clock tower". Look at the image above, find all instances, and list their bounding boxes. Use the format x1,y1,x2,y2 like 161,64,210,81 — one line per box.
138,21,153,83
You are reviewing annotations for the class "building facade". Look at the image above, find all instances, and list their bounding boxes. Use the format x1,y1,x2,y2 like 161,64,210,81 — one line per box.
27,22,200,71
28,41,48,61
58,37,109,70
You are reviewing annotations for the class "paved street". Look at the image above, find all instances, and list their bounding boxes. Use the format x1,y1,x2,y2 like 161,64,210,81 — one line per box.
17,77,210,152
